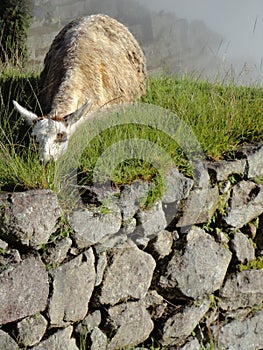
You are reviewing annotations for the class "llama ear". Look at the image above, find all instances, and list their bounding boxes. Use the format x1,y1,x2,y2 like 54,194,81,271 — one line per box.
64,99,92,126
13,100,38,125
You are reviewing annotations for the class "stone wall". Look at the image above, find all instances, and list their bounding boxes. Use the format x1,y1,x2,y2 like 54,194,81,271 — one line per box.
0,143,262,349
28,0,92,65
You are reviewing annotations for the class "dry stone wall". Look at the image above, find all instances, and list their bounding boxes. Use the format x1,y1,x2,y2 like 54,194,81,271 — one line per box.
0,143,262,349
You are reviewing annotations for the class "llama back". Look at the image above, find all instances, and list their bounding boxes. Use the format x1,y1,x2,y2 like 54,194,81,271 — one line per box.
39,14,147,116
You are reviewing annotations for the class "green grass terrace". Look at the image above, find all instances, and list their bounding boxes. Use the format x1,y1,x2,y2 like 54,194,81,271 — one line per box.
0,67,262,194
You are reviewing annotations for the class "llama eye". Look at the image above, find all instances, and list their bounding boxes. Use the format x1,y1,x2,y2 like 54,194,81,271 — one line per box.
56,131,67,142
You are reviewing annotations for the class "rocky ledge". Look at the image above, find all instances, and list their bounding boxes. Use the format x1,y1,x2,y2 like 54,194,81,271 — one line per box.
0,143,262,350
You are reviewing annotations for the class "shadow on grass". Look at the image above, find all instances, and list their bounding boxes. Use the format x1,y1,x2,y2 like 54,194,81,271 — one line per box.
0,72,41,147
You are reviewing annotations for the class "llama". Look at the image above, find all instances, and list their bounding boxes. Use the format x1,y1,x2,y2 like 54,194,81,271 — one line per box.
13,14,147,161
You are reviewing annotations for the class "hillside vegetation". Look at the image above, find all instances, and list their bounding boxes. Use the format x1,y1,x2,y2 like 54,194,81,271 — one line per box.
0,67,262,193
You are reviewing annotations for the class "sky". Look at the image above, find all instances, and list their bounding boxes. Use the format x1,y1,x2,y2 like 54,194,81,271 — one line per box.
137,0,263,83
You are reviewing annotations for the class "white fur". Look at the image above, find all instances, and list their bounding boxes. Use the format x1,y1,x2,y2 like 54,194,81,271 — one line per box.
13,100,38,125
13,99,91,162
32,119,69,162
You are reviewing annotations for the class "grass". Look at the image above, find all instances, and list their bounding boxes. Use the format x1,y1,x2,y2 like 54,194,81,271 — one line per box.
0,66,52,191
0,67,262,196
236,256,263,272
143,75,263,158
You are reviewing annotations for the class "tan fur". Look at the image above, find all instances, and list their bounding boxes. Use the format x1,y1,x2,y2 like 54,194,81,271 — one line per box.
32,115,66,125
39,14,147,117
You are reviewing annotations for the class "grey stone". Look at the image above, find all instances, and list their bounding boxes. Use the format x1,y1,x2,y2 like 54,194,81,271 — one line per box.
161,298,210,346
224,308,254,323
230,180,257,207
0,330,19,350
207,159,246,181
216,311,263,350
84,182,120,204
215,230,230,245
0,255,49,324
118,181,150,221
133,200,167,246
0,238,8,251
69,246,80,256
48,248,96,326
160,227,231,299
162,201,180,227
138,201,167,237
8,250,21,263
230,231,255,263
245,220,258,237
107,301,154,350
224,181,263,228
192,160,210,188
0,248,21,272
75,310,101,335
43,237,72,266
247,143,263,178
121,217,137,235
99,244,156,305
219,269,263,310
31,326,78,350
68,203,122,248
162,167,193,203
16,314,48,347
143,290,167,319
180,338,201,350
95,251,107,286
177,187,219,227
94,231,128,253
0,190,61,249
148,229,173,259
90,327,108,350
219,179,232,194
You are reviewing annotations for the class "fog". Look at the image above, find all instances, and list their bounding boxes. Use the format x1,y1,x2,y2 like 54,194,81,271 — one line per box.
30,0,263,85
137,0,263,84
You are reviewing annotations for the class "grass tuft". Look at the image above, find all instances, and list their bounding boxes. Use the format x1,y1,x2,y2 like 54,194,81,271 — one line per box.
142,74,263,159
0,69,262,194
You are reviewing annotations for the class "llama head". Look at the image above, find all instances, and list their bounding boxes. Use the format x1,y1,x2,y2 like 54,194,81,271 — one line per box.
13,99,92,162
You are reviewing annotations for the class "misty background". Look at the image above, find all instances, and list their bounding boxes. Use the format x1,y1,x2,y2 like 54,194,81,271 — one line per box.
29,0,263,85
138,0,263,84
